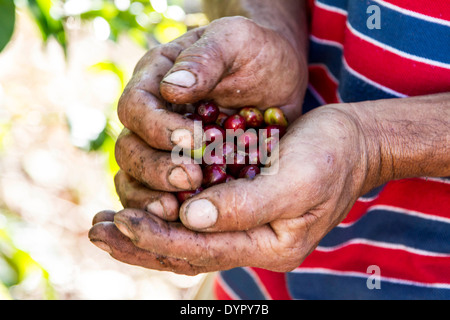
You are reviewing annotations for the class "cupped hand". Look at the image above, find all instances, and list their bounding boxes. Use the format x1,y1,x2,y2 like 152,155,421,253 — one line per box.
112,16,308,217
89,105,376,274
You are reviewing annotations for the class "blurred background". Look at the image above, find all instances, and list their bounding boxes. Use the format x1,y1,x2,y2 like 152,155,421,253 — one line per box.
0,0,211,299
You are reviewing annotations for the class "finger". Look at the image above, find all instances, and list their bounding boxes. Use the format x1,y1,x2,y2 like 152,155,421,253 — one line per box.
114,170,179,221
115,129,202,192
118,28,205,150
132,28,206,94
160,17,247,105
178,149,317,232
160,17,304,110
113,208,287,270
179,175,284,232
88,221,209,275
92,210,116,225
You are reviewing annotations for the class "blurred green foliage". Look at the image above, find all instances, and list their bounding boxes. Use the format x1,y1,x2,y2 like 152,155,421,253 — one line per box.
0,0,208,153
4,0,199,54
0,210,57,299
0,0,16,52
0,0,206,175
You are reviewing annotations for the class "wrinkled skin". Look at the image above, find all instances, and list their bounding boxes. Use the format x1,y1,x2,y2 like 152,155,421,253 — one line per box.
89,17,371,274
111,15,308,215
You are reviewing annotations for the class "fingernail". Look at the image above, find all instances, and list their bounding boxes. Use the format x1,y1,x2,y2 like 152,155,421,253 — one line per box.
168,166,192,190
147,200,165,219
171,128,193,149
185,199,218,229
91,240,112,254
115,220,137,241
162,70,196,88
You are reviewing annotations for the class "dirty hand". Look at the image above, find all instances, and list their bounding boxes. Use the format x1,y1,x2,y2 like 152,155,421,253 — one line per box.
89,104,373,274
111,16,308,220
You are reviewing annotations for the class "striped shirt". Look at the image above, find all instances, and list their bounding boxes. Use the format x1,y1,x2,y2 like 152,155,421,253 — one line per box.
214,0,450,300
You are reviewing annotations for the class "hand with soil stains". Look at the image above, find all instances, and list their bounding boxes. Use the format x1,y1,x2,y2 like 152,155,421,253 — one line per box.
106,16,308,219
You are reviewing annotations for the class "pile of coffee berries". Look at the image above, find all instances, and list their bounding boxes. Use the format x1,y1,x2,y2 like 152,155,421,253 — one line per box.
176,101,288,204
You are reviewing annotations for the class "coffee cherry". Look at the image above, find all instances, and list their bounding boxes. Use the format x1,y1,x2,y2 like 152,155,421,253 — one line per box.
246,147,261,166
239,107,264,128
202,164,227,187
196,101,220,124
262,136,279,155
203,149,226,167
184,112,202,122
222,141,236,159
236,130,258,151
215,112,229,127
191,143,206,163
178,103,287,197
176,187,203,203
263,107,288,127
227,150,247,177
264,124,286,139
223,114,246,132
203,124,225,145
238,165,260,179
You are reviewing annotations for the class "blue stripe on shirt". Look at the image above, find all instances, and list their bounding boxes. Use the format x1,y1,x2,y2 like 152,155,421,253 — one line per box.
317,0,349,12
319,208,450,254
302,87,324,113
286,272,450,300
347,0,450,65
337,62,400,102
219,268,267,300
308,39,343,79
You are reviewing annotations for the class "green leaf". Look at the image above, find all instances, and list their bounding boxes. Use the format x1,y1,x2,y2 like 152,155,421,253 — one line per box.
0,0,16,53
153,18,186,44
26,0,68,56
0,213,57,299
88,60,126,91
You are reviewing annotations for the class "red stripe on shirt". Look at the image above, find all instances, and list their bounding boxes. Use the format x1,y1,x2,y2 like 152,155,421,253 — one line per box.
213,276,234,300
309,65,339,103
301,243,450,285
381,0,450,21
343,26,450,96
342,179,450,223
375,179,450,219
342,200,373,225
342,179,450,225
250,268,292,300
310,5,346,45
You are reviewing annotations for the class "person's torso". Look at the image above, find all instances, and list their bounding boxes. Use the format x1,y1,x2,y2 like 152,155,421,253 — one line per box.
215,0,450,300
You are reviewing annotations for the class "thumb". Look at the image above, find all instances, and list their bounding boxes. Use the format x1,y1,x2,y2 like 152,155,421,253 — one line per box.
160,42,232,105
159,17,250,105
179,171,290,232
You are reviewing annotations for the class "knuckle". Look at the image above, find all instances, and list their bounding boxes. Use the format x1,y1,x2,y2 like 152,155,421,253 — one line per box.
180,40,223,70
266,229,308,272
117,87,148,130
114,132,136,170
270,244,305,272
136,44,165,68
277,258,304,273
117,86,134,127
113,170,124,189
160,42,184,60
215,16,252,28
